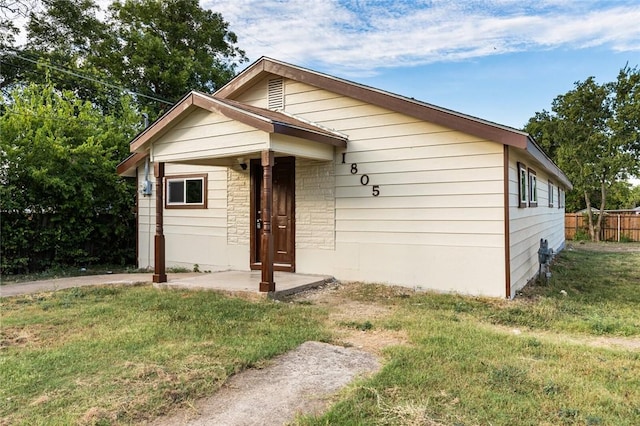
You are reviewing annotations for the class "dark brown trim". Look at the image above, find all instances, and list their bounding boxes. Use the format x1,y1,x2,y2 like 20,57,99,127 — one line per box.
135,167,139,269
504,145,511,299
117,152,147,177
130,93,197,152
164,173,208,210
153,162,167,283
528,168,538,207
272,123,347,147
525,139,572,189
517,162,527,208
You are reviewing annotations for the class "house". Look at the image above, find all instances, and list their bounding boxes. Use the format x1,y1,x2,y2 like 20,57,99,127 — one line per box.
117,57,572,298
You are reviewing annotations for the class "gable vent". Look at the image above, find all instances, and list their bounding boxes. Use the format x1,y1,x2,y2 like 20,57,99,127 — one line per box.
267,78,284,110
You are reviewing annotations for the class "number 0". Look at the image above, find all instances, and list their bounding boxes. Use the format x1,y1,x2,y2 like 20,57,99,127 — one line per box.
372,185,380,197
360,174,369,185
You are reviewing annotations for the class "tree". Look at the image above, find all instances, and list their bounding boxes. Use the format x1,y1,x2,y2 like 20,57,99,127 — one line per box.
5,0,246,117
103,0,246,115
525,67,640,241
0,81,141,273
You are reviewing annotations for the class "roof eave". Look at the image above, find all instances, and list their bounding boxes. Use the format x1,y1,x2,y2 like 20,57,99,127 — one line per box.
525,136,573,189
116,152,147,177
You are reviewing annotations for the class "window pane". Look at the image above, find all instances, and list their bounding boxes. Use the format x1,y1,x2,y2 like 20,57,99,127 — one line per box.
530,175,537,202
168,181,184,203
520,169,527,202
186,179,203,204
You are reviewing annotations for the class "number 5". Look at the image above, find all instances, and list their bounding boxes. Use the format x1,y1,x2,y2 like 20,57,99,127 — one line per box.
372,185,380,197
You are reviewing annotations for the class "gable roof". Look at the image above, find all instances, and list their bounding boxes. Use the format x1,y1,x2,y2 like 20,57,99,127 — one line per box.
127,91,347,155
215,57,572,189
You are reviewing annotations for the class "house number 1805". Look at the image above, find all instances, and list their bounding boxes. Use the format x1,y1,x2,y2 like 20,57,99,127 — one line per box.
341,153,380,197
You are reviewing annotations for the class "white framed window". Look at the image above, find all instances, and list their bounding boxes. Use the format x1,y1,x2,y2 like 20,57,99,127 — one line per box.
529,168,538,207
165,174,207,209
518,162,528,208
548,181,554,208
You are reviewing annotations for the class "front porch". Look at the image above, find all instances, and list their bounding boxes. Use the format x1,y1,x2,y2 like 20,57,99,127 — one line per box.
153,270,335,299
0,271,335,299
118,90,347,294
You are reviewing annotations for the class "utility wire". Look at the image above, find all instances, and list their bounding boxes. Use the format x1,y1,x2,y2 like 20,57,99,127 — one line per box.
2,50,175,106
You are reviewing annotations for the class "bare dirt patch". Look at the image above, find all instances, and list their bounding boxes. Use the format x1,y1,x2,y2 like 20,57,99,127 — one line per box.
0,327,40,349
480,322,640,351
568,241,640,252
291,282,409,354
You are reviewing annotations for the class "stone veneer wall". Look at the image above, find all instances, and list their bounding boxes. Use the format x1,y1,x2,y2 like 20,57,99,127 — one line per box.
295,158,335,250
227,168,250,245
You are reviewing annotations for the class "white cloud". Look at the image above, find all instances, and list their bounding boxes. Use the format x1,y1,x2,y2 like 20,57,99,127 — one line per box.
205,0,640,75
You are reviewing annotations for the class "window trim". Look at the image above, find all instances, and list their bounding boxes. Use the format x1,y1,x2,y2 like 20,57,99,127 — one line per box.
165,174,208,209
548,180,554,208
528,168,538,207
517,162,528,208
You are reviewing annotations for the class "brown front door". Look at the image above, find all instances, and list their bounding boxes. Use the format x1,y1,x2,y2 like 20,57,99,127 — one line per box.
250,156,295,271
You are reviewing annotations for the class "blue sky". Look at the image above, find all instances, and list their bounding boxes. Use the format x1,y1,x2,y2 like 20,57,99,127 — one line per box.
207,0,640,130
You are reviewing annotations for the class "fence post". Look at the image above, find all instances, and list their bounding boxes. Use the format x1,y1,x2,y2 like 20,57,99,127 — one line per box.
618,214,621,242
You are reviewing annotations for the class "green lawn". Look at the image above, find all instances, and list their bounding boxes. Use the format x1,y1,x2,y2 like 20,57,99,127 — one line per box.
0,286,329,425
297,245,640,425
2,244,639,425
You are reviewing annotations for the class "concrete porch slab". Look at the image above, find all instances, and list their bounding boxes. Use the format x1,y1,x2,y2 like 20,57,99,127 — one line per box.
156,270,335,298
1,271,334,299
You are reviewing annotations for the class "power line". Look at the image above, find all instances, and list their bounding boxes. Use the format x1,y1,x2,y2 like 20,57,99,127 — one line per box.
2,50,175,106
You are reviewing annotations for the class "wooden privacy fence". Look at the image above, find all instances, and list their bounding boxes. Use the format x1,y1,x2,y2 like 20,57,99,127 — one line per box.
565,213,640,242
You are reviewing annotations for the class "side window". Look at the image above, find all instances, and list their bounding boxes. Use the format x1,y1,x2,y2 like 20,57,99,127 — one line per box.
165,174,207,209
528,169,538,207
518,162,528,208
548,181,554,208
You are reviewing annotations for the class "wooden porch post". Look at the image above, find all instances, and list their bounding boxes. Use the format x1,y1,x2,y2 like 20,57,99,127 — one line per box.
153,162,167,283
259,150,275,292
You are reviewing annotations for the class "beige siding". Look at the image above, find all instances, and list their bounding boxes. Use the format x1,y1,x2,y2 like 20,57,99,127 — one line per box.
265,78,506,296
136,163,241,271
151,108,268,163
508,150,566,297
271,134,334,160
138,73,566,298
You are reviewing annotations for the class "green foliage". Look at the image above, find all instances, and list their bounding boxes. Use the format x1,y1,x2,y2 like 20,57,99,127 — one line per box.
299,247,640,426
525,66,640,238
104,0,246,116
4,0,246,117
0,81,140,273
